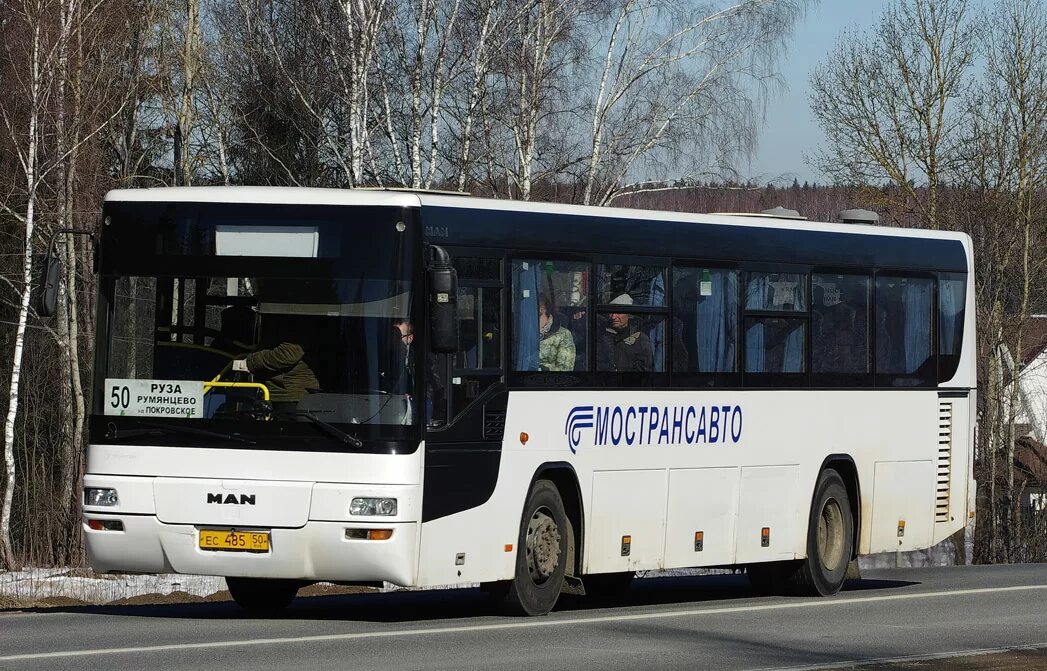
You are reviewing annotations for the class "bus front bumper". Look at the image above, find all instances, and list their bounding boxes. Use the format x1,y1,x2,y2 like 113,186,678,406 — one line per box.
83,515,419,586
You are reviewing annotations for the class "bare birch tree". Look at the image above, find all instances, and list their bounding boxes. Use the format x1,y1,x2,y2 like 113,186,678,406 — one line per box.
809,0,976,230
580,0,807,206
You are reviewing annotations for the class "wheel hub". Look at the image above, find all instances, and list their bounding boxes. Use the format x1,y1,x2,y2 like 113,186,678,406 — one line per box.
525,507,561,584
817,497,846,572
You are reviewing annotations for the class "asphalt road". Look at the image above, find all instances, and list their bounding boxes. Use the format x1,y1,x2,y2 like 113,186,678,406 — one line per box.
2,565,1046,671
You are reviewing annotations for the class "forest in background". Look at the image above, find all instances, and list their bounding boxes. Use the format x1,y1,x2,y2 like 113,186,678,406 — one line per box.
0,0,1045,570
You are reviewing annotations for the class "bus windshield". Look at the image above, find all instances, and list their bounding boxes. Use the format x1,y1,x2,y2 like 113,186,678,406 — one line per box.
91,202,421,451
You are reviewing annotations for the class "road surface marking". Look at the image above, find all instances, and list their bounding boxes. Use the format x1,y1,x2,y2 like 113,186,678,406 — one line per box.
2,584,1046,662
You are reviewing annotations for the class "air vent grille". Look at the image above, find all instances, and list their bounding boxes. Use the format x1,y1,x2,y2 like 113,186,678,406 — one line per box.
936,402,953,522
483,408,506,440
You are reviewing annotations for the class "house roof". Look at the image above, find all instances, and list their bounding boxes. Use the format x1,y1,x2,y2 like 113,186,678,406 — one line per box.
1022,316,1047,366
1016,436,1047,486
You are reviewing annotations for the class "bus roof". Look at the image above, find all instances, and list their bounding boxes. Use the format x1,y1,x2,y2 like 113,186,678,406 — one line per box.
105,186,968,244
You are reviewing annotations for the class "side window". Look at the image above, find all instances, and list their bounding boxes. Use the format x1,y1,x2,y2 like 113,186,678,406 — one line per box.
744,271,807,374
938,273,966,382
512,260,589,373
875,275,934,386
812,274,870,374
595,264,668,373
671,267,738,373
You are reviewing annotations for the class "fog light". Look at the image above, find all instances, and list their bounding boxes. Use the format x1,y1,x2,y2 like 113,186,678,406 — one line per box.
87,519,124,531
350,497,397,516
84,488,119,507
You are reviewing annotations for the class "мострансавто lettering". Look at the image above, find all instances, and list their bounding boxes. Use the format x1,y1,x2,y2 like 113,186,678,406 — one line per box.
593,404,742,446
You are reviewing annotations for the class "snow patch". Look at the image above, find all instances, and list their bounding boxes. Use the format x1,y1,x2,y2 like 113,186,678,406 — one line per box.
0,568,224,604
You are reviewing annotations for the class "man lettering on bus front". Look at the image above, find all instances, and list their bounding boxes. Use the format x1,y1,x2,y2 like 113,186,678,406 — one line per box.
598,293,654,373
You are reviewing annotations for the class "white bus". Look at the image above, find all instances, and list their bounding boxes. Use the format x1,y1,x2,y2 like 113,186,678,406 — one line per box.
77,187,975,615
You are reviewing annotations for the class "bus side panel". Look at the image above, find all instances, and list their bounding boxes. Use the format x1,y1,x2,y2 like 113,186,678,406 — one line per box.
868,460,936,553
585,469,667,573
414,446,537,587
734,465,801,563
663,467,739,568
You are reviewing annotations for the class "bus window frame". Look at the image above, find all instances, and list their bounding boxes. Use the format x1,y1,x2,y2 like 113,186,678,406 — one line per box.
871,268,939,388
739,262,811,388
506,250,595,389
808,268,874,388
590,255,671,387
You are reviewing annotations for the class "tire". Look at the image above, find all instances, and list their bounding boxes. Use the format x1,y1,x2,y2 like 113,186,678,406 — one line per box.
501,480,569,616
226,577,300,612
790,468,854,596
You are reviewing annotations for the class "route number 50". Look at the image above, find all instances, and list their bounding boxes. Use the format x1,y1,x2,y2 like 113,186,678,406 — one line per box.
110,385,130,410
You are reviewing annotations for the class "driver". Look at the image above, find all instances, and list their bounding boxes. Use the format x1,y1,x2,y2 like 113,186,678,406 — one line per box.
232,337,319,409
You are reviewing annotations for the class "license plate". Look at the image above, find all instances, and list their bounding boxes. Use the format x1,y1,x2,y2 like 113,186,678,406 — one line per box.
199,529,270,552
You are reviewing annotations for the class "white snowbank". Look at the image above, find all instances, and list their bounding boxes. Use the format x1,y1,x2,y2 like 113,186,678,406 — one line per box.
0,568,224,604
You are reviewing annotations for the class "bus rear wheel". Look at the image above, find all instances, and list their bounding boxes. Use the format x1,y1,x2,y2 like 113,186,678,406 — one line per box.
747,469,853,597
792,468,854,596
501,480,568,616
226,577,300,612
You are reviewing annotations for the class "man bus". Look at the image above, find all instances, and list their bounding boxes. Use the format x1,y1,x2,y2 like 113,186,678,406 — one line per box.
76,187,975,615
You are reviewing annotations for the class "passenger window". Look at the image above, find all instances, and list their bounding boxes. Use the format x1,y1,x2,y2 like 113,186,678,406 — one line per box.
745,317,806,373
745,272,807,312
812,274,870,374
597,313,666,373
875,276,934,384
939,275,966,359
597,264,666,306
672,267,738,372
512,260,589,372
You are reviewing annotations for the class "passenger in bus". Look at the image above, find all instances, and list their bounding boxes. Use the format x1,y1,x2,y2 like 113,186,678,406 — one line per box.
598,293,654,372
538,294,576,372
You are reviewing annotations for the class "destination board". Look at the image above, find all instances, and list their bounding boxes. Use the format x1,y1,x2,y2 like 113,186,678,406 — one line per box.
103,378,205,418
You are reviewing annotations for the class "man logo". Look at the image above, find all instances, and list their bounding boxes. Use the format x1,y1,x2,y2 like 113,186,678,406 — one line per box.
207,493,256,505
564,406,594,454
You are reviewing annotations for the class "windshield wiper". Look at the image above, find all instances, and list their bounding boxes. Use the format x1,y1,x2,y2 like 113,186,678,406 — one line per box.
106,421,255,445
296,412,364,448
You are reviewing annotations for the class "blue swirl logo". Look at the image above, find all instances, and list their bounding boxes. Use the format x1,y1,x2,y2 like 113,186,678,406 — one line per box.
564,405,594,454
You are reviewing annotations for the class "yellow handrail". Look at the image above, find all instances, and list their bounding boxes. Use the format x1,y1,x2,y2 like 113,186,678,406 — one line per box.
203,381,271,401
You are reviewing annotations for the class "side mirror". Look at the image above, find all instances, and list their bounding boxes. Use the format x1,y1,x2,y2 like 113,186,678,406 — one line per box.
36,228,97,319
427,245,459,353
37,251,62,318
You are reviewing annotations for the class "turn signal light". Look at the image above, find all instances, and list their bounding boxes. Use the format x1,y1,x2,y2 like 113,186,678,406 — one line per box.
87,519,124,531
761,527,770,547
694,531,704,552
345,528,393,541
520,432,529,445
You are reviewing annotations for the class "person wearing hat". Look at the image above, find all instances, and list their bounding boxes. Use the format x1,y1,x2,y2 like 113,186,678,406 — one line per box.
598,293,654,373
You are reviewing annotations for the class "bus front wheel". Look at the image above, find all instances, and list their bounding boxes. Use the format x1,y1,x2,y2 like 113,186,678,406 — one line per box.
501,480,568,616
226,577,300,612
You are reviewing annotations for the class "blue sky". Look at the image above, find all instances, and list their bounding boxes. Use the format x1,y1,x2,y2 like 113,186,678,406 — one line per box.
749,1,889,184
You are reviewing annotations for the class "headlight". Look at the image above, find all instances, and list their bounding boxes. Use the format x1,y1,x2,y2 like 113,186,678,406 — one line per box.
350,497,397,516
84,488,119,507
